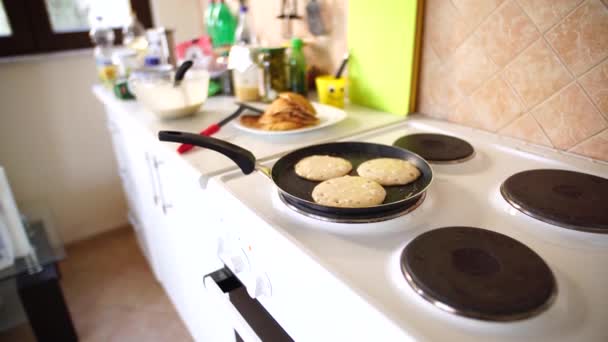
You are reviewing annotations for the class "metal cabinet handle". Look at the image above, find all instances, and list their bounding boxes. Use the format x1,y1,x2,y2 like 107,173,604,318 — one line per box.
145,153,160,205
152,156,172,215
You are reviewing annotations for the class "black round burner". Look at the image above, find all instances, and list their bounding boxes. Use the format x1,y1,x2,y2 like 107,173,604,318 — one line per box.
401,227,556,321
393,133,474,163
501,169,608,233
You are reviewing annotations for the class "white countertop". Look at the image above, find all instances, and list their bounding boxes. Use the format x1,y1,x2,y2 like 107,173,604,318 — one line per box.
93,85,404,178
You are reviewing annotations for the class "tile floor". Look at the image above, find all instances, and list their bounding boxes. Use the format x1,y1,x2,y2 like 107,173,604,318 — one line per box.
0,227,193,342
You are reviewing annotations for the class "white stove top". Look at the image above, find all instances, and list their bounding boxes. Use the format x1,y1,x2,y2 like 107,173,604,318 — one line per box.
209,117,608,341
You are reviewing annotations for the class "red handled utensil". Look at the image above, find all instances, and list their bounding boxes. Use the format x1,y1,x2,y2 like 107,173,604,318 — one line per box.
177,103,263,154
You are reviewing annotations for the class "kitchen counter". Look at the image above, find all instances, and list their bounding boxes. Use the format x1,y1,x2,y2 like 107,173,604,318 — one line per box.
92,84,407,341
92,85,404,180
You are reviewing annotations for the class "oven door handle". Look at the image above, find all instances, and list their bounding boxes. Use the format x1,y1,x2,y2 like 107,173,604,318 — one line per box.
204,269,263,342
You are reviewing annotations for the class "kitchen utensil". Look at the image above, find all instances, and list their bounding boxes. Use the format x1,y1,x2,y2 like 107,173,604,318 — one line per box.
158,132,433,218
177,104,263,154
348,0,422,115
233,101,346,135
129,68,210,119
235,102,265,114
277,0,302,38
174,60,194,87
315,76,346,108
334,53,349,79
306,0,326,36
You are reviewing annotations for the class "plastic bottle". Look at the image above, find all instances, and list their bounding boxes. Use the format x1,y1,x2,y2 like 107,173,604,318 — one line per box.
288,38,307,96
211,0,237,47
89,17,117,86
235,4,253,45
89,16,115,47
204,0,217,39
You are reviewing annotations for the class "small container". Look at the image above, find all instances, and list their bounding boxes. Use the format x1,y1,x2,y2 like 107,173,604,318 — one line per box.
146,27,176,67
113,78,135,100
112,48,139,78
316,75,346,108
233,65,259,101
229,45,259,101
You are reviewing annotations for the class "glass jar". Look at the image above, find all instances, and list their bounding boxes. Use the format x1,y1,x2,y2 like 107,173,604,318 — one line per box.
255,47,288,102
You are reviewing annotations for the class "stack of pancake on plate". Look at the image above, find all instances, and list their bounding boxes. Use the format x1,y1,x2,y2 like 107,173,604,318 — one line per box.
240,92,320,131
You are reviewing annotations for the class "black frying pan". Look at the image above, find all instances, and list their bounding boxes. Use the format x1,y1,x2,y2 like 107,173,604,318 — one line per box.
158,131,433,216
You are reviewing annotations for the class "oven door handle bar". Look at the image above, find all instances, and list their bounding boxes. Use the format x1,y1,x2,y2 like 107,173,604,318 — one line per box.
204,268,263,342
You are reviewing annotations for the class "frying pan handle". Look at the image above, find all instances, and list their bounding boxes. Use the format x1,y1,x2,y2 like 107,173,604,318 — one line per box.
158,131,257,174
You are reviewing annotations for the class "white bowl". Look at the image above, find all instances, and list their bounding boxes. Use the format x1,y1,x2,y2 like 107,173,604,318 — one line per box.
130,69,210,119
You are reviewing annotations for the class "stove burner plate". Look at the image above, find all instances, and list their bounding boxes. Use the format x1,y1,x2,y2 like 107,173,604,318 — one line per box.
401,227,556,321
393,133,474,163
501,169,608,233
279,192,425,223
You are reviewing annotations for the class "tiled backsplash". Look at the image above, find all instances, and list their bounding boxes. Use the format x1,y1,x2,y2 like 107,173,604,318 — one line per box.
417,0,608,161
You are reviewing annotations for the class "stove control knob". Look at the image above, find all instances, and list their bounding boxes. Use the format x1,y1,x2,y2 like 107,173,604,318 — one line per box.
219,247,250,274
245,273,272,299
229,251,250,274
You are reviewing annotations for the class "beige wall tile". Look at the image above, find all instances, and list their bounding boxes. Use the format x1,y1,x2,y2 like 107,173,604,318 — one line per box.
449,35,499,95
477,1,540,66
470,75,525,131
452,0,505,28
570,129,608,160
546,0,608,76
499,113,553,146
517,0,583,32
448,97,485,128
504,39,572,108
418,0,608,160
579,59,608,117
532,83,607,149
425,0,472,60
426,64,465,112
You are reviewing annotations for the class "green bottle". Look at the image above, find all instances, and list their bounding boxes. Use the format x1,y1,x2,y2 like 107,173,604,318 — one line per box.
204,0,217,39
288,38,307,96
212,0,237,47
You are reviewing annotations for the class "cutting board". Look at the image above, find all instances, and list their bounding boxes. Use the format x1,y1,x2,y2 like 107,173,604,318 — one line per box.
347,0,423,116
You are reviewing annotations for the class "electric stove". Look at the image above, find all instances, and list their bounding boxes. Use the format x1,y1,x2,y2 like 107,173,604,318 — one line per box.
206,117,608,341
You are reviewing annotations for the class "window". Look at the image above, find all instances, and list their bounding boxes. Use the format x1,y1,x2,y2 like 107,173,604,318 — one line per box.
0,0,153,57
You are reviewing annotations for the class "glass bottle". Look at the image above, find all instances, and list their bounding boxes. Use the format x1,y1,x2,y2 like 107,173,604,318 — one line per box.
234,4,253,45
288,38,307,96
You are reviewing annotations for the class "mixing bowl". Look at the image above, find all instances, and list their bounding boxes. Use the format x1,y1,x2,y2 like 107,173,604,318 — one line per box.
129,67,209,119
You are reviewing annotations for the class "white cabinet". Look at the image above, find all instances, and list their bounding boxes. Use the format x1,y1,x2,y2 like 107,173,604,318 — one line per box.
105,107,234,341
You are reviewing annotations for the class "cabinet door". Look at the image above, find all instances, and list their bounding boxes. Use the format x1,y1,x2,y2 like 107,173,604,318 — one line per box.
153,154,235,342
116,128,165,282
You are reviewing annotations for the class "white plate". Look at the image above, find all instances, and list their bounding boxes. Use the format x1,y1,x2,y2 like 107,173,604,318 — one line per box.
232,102,347,135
